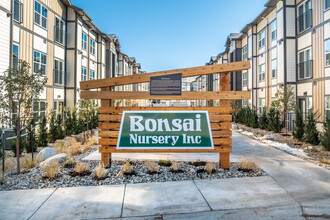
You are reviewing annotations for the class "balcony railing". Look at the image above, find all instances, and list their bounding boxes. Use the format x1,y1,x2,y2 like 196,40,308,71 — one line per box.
297,60,313,80
54,69,64,86
13,0,23,23
54,27,65,44
297,9,312,33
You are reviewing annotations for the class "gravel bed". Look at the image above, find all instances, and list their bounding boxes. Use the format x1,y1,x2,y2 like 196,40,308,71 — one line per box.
0,160,267,191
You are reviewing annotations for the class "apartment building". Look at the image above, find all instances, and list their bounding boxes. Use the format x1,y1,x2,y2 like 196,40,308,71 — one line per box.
207,0,330,127
0,0,144,121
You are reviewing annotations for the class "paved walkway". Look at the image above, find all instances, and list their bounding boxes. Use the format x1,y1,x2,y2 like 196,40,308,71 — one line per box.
0,132,329,219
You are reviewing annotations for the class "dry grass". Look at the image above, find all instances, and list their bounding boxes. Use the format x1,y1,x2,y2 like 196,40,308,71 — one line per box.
83,136,98,151
123,160,133,173
318,158,330,164
74,135,84,144
145,161,159,173
94,162,107,179
238,158,261,171
74,162,87,173
54,140,66,154
6,151,15,158
66,138,82,156
170,162,180,171
21,157,37,170
44,160,59,180
0,157,15,174
205,162,215,174
65,157,75,167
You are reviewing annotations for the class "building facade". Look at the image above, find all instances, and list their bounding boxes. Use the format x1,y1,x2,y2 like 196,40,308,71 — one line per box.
207,0,330,127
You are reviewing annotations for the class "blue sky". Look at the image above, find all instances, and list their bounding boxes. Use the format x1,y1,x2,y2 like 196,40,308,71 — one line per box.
71,0,266,72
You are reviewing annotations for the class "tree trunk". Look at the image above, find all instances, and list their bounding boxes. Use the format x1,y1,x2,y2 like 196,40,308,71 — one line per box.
16,119,20,174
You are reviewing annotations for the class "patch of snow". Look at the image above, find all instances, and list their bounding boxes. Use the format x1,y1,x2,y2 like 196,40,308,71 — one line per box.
262,140,309,158
241,131,254,136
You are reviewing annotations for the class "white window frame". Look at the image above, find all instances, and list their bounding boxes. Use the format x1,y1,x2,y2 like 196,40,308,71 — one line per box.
33,50,47,75
325,39,330,67
54,100,63,116
298,47,312,80
82,32,87,51
33,100,46,119
242,45,248,60
258,99,265,114
297,0,312,33
90,39,95,55
258,63,265,82
307,97,313,115
34,1,47,29
326,0,330,11
271,59,277,78
89,69,95,80
270,19,277,41
326,97,330,119
81,67,87,81
13,43,19,69
55,16,65,45
242,71,248,87
54,58,64,86
242,100,248,107
258,29,265,49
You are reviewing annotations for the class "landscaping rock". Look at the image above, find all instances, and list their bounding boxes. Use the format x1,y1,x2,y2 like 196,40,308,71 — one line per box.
263,134,276,141
36,147,57,163
232,123,238,130
39,153,68,168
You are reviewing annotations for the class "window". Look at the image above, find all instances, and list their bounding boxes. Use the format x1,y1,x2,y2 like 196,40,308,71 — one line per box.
54,59,64,85
325,40,330,67
242,71,248,87
82,32,87,50
258,29,265,49
297,0,312,33
81,67,87,81
89,70,95,80
326,0,330,10
307,97,313,115
326,97,330,119
33,100,46,119
55,17,65,44
258,99,265,114
90,39,95,55
271,59,277,78
13,44,19,69
242,45,248,60
258,64,265,82
33,51,46,75
34,1,47,29
271,20,277,41
54,101,63,116
298,48,312,79
13,0,22,23
242,100,248,107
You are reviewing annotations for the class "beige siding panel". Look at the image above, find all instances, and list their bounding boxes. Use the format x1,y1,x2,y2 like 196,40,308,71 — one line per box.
67,7,75,21
54,45,65,60
297,82,313,96
286,39,296,82
286,8,296,37
47,11,54,42
67,22,76,48
298,32,312,51
22,0,33,30
312,0,323,26
277,44,284,84
20,30,33,70
66,89,75,107
46,87,54,112
66,50,75,87
44,0,66,19
277,9,284,40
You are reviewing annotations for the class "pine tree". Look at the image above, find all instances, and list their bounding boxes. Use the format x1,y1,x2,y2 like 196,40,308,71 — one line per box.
259,111,268,130
55,113,64,140
71,107,79,135
248,108,259,128
64,108,74,136
48,112,57,143
0,128,3,160
38,114,48,147
321,118,330,151
25,117,37,153
267,108,282,133
304,111,320,145
293,107,304,141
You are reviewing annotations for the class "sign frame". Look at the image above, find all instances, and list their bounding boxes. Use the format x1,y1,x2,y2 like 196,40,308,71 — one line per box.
116,110,214,150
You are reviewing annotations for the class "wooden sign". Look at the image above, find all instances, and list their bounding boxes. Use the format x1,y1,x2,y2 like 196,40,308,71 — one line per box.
117,111,213,149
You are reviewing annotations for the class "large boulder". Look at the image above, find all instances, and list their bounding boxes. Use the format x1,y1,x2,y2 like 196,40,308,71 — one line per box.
262,134,277,141
36,147,57,163
39,153,68,168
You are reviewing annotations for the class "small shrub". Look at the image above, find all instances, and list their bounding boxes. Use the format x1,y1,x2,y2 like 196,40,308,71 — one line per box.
21,157,37,170
304,112,320,145
204,162,215,174
44,160,59,180
10,137,25,157
64,157,75,168
170,161,180,171
267,108,282,133
65,138,82,156
94,163,107,179
74,162,87,174
238,158,260,172
145,161,159,173
26,117,37,153
259,111,268,130
83,136,98,151
123,160,133,173
54,140,66,154
64,108,74,136
158,160,172,167
248,108,259,128
0,157,15,173
38,115,48,148
74,135,84,144
293,107,304,141
321,118,330,151
48,112,57,143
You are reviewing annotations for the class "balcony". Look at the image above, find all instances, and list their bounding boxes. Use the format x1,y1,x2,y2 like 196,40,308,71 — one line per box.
298,60,313,80
13,0,23,23
297,9,312,34
54,69,64,86
54,27,65,45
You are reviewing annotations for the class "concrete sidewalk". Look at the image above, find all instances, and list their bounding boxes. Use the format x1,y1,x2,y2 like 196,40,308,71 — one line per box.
0,131,329,219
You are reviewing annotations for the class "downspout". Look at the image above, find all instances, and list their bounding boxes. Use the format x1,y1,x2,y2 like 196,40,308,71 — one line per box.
9,0,13,68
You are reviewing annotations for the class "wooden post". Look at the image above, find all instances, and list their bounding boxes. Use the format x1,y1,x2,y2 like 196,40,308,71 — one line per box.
219,72,230,169
100,86,112,167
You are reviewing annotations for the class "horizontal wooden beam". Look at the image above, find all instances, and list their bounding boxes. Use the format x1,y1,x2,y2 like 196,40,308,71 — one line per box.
99,138,232,146
98,114,232,122
99,129,232,138
98,107,232,114
99,122,232,130
81,91,251,100
80,61,250,90
99,146,232,153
